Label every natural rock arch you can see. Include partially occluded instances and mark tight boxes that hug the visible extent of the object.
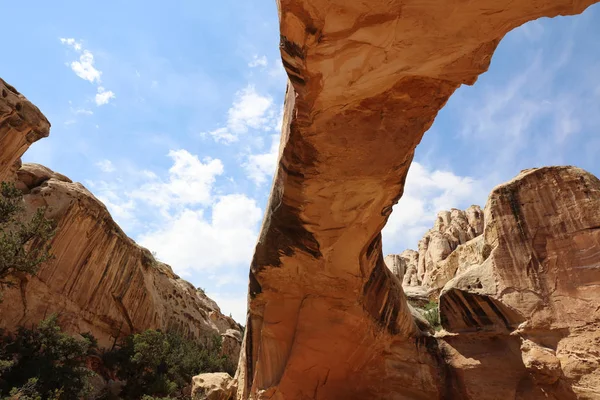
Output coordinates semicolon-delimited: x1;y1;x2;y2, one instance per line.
238;1;600;399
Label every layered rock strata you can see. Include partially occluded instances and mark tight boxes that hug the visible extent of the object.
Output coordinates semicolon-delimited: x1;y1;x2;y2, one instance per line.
439;167;600;397
237;0;600;398
0;78;49;182
0;80;241;355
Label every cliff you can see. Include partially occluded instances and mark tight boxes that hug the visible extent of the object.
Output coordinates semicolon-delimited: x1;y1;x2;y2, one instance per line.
232;0;600;398
0;79;241;356
380;166;600;397
386;206;485;300
438;166;600;398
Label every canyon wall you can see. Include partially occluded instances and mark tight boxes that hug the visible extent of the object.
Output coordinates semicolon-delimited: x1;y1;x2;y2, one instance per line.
382;166;600;398
237;0;600;399
439;166;600;398
0;78;241;355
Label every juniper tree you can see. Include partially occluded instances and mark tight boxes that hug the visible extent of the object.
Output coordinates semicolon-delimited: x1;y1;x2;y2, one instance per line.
0;182;55;296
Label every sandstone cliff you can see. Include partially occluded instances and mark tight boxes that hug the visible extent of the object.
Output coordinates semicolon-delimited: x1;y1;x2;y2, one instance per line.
0;79;241;356
234;0;600;398
379;166;600;398
386;205;485;299
0;78;49;183
438;166;600;398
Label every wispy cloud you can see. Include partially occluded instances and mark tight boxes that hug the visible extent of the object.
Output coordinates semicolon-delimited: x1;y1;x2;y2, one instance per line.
130;149;224;212
203;85;278;144
87;150;263;317
60;37;115;106
96;159;115;173
248;55;267;68
244;134;279;186
95;86;115;106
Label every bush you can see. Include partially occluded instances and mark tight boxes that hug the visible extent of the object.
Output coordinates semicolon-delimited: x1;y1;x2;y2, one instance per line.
0;315;94;399
104;330;233;399
423;301;441;331
0;182;55;298
0;312;235;399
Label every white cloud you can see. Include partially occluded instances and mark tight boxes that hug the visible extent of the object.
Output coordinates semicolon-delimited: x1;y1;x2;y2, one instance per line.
85;148;264;321
95;87;115;106
382;162;486;253
96;159;115;173
60;37;82;51
130;149;224;210
228;85;273;132
204;85;277;144
244;134;279;185
138;194;262;273
248;55;268;68
72;107;93;115
70;50;102;83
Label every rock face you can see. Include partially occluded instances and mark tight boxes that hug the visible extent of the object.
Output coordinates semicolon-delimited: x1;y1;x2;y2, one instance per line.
0;78;49;183
239;0;600;398
388;206;485;297
192;373;237;400
439;167;600;398
0;80;241;356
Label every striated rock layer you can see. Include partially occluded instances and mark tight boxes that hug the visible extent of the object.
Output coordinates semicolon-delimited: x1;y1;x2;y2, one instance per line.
439;166;600;398
0;81;241;354
238;0;600;398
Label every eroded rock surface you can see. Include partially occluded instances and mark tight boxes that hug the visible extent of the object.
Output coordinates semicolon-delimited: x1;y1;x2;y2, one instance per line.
386;206;485;299
240;0;600;398
0;81;241;356
439;167;600;398
0;78;49;183
192;373;237;400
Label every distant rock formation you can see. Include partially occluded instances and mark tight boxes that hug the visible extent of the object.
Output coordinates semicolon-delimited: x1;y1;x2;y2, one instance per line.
386;205;485;299
0;78;241;360
384;166;600;397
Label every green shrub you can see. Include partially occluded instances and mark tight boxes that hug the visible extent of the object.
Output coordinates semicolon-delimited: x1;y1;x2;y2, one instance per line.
423;301;441;331
0;315;94;399
104;330;233;399
0;182;55;298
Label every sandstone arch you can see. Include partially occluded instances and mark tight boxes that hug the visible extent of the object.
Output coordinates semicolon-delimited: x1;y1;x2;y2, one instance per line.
239;1;600;399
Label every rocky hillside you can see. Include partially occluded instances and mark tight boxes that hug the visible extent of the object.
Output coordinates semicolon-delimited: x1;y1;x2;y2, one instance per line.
0;78;241;357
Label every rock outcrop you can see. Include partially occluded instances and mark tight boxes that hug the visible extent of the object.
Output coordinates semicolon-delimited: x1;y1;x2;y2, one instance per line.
238;0;600;398
0;80;241;356
438;167;600;397
0;79;49;183
192;373;237;400
386;206;485;299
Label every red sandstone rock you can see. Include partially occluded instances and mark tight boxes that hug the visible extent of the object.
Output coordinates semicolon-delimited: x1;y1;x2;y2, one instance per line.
239;0;600;398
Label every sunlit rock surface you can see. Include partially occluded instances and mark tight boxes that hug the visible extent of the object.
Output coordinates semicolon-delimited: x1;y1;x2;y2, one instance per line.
238;0;600;398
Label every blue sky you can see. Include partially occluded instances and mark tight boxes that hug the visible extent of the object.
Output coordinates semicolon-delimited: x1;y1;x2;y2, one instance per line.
2;2;599;322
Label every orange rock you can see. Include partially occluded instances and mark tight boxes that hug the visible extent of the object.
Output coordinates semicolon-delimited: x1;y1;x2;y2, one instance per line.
0;78;49;183
240;0;599;398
